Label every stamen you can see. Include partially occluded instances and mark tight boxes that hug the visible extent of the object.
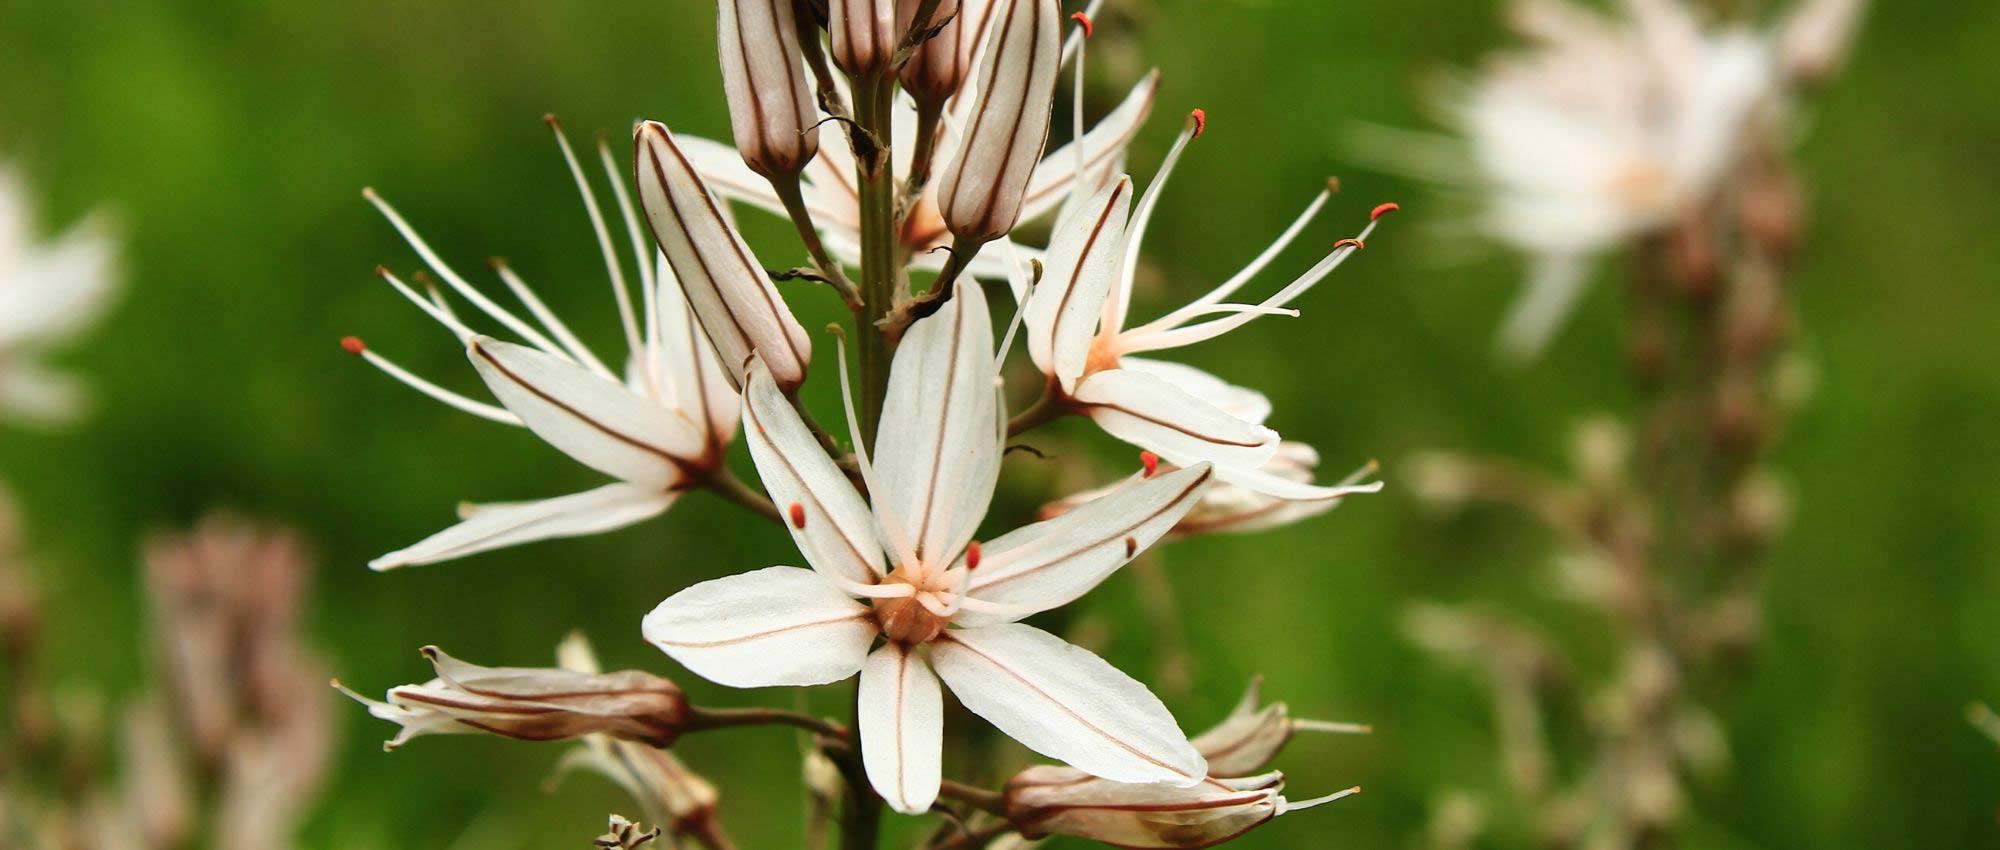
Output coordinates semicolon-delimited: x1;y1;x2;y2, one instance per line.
1371;202;1400;220
1104;112;1204;334
1069;12;1091;204
839;579;918;600
1119;205;1388;353
789;502;808;530
1057;0;1106;68
1278;787;1361;814
377;266;479;342
348;339;523;426
1069;11;1093;37
916;591;955;618
1141;451;1160;478
832;335;920;568
596;133;662;354
488;259;617;379
546;115;646;368
362;188;571;359
1338;459;1382;489
1131;185;1334;335
1293;719;1374;735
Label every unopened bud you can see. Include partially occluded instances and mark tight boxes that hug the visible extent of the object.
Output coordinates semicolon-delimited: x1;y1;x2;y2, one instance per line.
936;0;1060;244
1003;764;1357;849
337;646;688;750
830;0;897;76
636;120;813;390
1191;677;1371;777
897;0;969;105
718;0;821;177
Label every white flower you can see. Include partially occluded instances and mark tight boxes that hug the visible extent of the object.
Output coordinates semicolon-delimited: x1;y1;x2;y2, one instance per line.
1359;0;1781;360
0;164;119;426
353;122;740;570
1018;116;1389;500
1188;677;1371;778
677;6;1156;281
1041;445;1379;540
643;278;1215;814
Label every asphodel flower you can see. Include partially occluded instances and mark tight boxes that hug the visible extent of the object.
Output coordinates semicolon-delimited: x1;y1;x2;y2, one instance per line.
336;645;688;750
0;163;119;425
1002;765;1358;850
354;122;740;570
1354;0;1786;360
1041;446;1379;539
679;38;1156;280
1020;117;1392;499
644;279;1214;814
717;0;821;177
936;0;1061;245
636;120;814;390
897;0;977;107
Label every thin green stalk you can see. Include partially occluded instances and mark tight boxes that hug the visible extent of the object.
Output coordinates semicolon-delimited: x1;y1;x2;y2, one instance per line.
853;75;901;451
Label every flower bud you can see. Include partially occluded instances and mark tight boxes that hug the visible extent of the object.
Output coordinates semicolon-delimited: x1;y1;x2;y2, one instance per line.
1003;765;1356;850
897;0;971;105
829;0;897;76
636;120;813;390
338;646;688;750
936;0;1060;245
718;0;821;177
1191;677;1370;777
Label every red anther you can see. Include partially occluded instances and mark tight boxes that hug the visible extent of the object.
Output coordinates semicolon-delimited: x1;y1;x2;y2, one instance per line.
1334;238;1366;251
1140;451;1161;478
1070;11;1094;37
1371;202;1400;220
966;540;982;570
788;503;807;529
340;336;366;356
1326;176;1343;195
1188;109;1208;138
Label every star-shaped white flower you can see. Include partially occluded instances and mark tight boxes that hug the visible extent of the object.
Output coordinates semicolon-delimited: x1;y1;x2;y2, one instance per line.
0;164;119;426
352;124;741;570
643;278;1215;814
1017;114;1389;501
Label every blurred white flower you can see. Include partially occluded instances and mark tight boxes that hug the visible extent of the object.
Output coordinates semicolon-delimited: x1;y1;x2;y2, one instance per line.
0;164;119;426
643;279;1214;814
1041;445;1379;539
353;121;741;570
1358;0;1798;360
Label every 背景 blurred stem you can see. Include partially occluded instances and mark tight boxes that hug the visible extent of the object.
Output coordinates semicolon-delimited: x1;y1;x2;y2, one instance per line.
853;75;900;451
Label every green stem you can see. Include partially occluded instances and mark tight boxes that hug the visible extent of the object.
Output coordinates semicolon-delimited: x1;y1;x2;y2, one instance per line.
773;175;862;310
853;75;901;452
701;468;783;525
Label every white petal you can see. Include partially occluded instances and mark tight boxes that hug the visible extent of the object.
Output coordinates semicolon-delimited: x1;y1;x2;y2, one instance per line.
1073;369;1279;470
636;121;813;390
1495;253;1592;365
858;644;944;815
643;566;877;688
872;278;999;566
933;623;1205;786
959;464;1212;624
1023;177;1131;389
1208;461;1384;502
369;484;677;571
468;337;705;489
1020;70;1160;223
652;253;743;449
1117;357;1272;426
743;361;886;584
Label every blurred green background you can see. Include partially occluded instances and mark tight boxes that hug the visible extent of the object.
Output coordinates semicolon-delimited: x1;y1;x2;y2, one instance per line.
3;0;1997;847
